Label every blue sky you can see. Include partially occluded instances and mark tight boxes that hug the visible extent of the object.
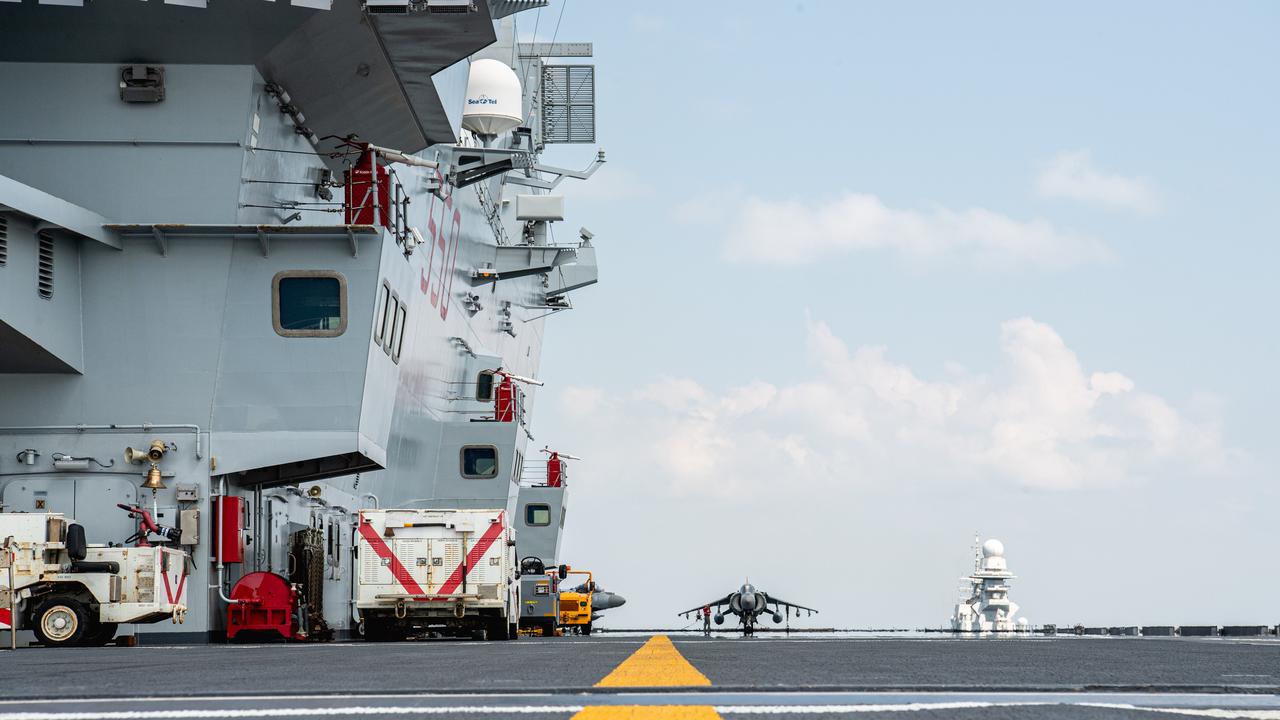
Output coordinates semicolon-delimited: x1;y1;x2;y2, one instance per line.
520;2;1279;627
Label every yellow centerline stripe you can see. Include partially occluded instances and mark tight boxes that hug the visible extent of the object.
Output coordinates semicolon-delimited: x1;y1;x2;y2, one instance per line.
573;635;719;719
594;635;711;687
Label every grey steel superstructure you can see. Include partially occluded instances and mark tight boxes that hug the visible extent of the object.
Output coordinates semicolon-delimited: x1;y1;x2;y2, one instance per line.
0;0;598;642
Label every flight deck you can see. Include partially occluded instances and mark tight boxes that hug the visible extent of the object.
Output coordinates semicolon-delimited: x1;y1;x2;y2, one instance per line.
1;634;1277;719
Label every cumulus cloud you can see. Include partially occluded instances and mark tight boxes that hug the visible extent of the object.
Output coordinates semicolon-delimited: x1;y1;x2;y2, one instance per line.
1036;150;1161;214
719;193;1110;269
559;317;1226;495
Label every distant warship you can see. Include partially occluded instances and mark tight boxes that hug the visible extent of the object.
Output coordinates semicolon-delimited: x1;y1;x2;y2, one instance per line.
950;536;1029;633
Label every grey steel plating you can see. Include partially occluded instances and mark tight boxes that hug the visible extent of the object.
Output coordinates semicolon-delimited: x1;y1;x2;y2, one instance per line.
0;0;599;643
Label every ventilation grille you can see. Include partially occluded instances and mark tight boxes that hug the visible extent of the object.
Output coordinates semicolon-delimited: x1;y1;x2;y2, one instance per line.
0;216;7;266
541;65;595;144
37;231;54;299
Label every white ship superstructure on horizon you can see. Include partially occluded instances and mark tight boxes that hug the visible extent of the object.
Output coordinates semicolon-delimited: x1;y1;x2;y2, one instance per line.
950;536;1028;633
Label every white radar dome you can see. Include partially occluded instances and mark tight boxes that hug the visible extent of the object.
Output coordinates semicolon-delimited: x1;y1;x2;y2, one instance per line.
462;59;523;137
982;538;1005;558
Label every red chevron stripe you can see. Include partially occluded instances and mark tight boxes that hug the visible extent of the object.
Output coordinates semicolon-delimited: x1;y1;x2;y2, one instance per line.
438;513;505;596
358;518;425;596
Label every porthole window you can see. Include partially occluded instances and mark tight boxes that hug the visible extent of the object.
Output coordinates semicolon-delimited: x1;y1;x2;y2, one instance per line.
461;445;498;479
476;371;495;401
525;503;551;527
273;271;347;337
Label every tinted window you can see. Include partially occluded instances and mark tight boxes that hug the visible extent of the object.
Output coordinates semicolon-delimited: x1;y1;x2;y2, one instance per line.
274;273;346;337
461;446;498;478
477;371;495;401
373;281;391;345
525;504;551;526
392;299;407;362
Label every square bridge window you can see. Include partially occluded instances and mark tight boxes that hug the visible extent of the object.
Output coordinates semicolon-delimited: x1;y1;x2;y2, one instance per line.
273;271;347;337
525;503;551;527
461;446;498;479
476;371;495;401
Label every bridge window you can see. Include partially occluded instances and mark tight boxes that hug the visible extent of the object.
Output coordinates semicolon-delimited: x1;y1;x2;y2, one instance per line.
525;503;551;527
461;446;498;478
476;371;495;401
273;271;347;337
373;280;392;346
390;298;407;364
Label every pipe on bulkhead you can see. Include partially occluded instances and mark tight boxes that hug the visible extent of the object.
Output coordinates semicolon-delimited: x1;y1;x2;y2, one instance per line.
210;475;240;605
360;493;379;509
0;424;203;460
265;494;289;574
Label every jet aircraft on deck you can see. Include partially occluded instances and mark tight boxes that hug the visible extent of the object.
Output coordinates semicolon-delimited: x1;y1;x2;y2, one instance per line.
679;582;818;636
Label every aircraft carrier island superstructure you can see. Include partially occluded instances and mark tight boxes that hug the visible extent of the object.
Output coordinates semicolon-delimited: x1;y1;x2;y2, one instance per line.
0;0;602;643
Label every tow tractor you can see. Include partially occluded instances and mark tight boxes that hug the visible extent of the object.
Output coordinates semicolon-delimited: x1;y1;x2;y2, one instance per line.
558;567;595;635
0;505;189;646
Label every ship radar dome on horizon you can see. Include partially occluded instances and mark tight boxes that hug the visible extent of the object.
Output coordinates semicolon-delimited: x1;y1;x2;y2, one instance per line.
981;538;1005;558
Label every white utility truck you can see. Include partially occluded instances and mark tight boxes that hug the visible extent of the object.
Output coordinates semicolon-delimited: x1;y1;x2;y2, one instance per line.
355;508;518;641
0;512;189;646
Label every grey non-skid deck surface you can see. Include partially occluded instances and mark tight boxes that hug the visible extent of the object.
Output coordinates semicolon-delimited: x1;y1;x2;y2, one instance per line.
675;635;1280;690
0;636;1277;718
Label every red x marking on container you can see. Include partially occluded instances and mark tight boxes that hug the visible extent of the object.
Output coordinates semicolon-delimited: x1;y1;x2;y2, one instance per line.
358;520;426;595
438;513;506;595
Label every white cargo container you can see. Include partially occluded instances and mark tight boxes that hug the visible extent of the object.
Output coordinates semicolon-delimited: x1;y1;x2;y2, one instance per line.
0;512;189;646
354;508;518;641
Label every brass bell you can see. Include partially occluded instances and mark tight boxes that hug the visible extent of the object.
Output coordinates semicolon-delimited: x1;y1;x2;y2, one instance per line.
141;462;166;490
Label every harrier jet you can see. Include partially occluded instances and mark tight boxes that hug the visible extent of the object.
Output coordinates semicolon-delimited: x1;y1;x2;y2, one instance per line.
679;582;818;636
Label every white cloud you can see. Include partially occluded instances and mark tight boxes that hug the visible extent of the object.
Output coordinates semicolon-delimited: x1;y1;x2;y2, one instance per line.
559;316;1227;495
1036;150;1161;214
717;193;1110;269
551;318;1264;629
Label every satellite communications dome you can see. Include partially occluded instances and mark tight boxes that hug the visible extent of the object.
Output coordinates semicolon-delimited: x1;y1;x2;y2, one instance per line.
982;538;1005;558
462;59;523;136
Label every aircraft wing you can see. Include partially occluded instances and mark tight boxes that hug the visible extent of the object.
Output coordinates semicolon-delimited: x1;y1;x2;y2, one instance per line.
766;595;819;615
677;594;732;618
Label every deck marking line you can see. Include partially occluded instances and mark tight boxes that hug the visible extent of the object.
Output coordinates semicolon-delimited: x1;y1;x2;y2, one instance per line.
573;708;720;720
715;703;1043;714
0;708;582;720
1;702;1276;720
582;635;717;719
1081;704;1280;719
592;635;711;688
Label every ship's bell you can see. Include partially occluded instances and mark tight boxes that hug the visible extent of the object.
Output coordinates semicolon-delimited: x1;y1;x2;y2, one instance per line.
141;462;166;490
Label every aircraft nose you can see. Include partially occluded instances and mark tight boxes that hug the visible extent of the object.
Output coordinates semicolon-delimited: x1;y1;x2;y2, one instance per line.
592;591;626;610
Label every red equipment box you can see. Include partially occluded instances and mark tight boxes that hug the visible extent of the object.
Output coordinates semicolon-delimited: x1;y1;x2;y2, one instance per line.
217;495;246;564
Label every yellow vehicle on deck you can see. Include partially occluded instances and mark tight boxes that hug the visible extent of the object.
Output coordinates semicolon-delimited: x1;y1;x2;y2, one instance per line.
557;568;596;635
